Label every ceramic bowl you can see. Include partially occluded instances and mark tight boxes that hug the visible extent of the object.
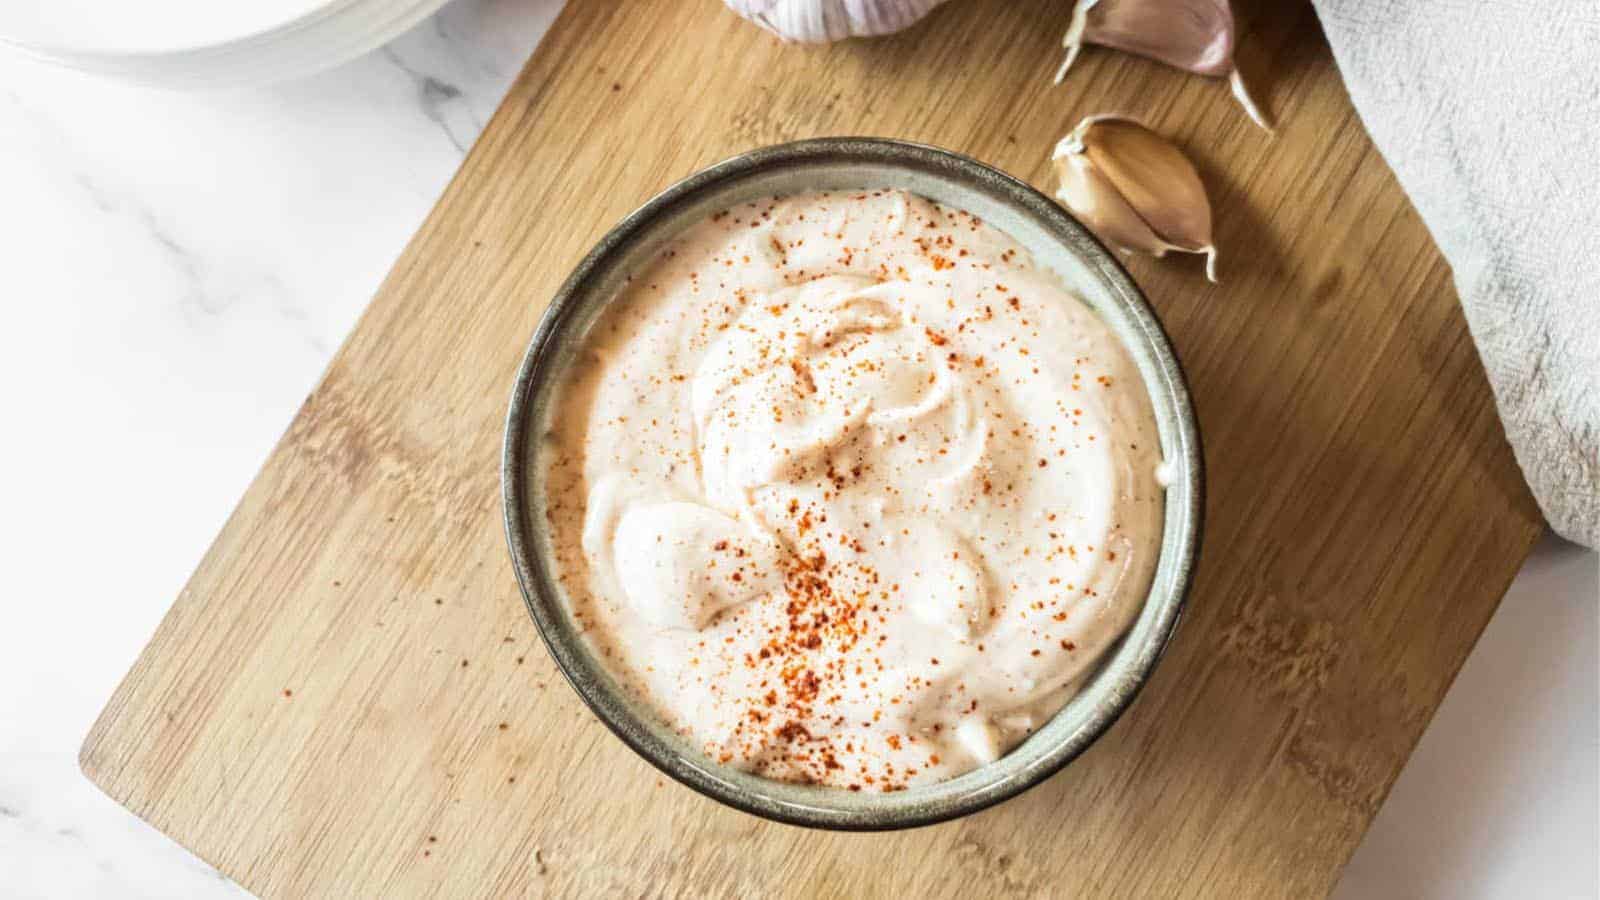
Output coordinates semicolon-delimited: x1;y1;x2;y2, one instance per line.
0;0;454;89
502;138;1203;830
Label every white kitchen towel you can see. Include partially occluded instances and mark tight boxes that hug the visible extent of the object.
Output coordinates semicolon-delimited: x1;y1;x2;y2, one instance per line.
1310;0;1599;548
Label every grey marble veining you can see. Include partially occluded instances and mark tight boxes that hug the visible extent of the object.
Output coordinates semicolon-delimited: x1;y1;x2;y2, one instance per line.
0;2;561;896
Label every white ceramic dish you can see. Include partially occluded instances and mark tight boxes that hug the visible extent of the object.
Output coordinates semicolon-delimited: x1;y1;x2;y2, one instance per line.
0;0;450;89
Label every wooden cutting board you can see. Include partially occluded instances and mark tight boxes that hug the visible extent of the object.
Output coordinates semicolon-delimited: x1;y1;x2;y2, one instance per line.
81;0;1545;896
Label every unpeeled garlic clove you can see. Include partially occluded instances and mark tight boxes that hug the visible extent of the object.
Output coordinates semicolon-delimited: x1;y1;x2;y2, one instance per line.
1054;0;1271;131
724;0;952;43
1052;115;1218;281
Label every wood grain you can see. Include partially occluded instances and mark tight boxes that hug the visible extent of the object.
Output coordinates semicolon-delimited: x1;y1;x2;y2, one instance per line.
80;0;1543;896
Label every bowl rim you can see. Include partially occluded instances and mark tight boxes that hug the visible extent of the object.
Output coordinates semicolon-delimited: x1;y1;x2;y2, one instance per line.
502;137;1204;830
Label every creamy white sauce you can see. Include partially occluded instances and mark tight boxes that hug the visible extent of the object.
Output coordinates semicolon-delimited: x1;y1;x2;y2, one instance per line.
541;191;1163;790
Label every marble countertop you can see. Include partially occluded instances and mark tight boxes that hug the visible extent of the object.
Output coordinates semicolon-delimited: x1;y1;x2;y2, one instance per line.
0;2;1592;895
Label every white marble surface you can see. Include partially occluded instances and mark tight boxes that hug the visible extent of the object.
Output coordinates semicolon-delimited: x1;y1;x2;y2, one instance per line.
1337;533;1597;899
0;2;1593;895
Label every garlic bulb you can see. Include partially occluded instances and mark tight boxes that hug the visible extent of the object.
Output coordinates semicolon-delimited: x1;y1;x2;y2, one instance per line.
1052;115;1218;281
1055;0;1271;131
724;0;952;43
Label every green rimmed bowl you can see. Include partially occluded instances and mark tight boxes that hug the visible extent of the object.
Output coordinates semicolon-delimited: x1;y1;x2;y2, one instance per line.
502;138;1203;830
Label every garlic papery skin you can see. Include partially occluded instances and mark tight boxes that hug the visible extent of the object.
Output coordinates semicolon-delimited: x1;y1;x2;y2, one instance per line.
1054;0;1271;131
1052;115;1218;282
724;0;952;43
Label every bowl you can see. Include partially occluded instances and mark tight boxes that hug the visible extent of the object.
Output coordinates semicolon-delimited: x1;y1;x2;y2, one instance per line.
0;0;455;89
502;138;1203;830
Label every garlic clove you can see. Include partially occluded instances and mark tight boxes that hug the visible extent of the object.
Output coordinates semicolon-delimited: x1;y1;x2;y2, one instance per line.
1054;0;1272;132
1054;144;1170;259
1052;116;1219;282
1058;0;1232;77
725;0;953;44
1080;117;1213;255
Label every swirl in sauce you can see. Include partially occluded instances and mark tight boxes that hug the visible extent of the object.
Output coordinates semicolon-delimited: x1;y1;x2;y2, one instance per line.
541;191;1163;790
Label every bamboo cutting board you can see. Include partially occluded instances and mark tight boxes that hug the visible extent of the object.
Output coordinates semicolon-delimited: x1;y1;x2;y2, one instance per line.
81;0;1545;896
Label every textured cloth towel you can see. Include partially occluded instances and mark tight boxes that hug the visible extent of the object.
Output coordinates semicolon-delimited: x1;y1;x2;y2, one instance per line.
1311;0;1599;547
